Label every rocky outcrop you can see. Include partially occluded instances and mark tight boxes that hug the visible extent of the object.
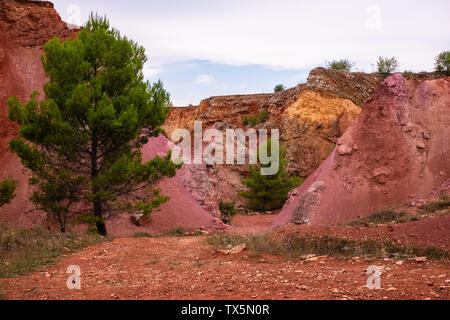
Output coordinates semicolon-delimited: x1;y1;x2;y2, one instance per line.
0;0;79;155
273;74;450;226
163;68;384;178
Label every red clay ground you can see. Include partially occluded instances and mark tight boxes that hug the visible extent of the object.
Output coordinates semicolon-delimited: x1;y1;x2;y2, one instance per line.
1;226;449;300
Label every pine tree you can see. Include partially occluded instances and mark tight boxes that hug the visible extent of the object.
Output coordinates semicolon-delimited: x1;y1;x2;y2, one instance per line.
240;140;302;212
8;14;178;235
0;179;17;207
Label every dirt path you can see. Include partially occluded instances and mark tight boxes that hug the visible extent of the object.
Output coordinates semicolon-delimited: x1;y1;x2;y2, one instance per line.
2;236;449;300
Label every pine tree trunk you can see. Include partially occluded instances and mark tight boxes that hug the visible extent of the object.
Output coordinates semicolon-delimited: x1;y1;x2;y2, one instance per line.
94;200;107;236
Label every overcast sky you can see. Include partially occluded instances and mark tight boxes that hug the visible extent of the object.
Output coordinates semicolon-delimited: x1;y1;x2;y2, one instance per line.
51;0;450;105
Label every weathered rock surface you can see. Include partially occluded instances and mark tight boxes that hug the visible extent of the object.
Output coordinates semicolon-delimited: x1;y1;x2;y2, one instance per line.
273;74;450;226
163;68;384;178
0;0;79;155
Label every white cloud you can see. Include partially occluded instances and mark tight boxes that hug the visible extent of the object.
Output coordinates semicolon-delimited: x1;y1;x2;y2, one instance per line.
195;74;216;84
53;0;450;73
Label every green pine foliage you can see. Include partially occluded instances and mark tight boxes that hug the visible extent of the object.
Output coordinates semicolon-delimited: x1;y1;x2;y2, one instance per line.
7;14;179;235
219;201;237;224
0;179;18;207
240;140;303;212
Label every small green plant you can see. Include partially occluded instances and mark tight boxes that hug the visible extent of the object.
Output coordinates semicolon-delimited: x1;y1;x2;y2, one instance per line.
274;84;286;93
169;227;185;237
327;59;354;72
243;110;270;127
435;50;450;75
0;178;18;207
134;232;152;238
219;201;237;224
376;56;399;74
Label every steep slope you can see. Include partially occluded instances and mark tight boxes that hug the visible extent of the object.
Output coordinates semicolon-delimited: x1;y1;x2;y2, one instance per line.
274;74;450;226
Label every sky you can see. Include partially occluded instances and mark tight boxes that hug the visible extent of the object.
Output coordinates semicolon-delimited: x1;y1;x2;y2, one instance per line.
51;0;450;106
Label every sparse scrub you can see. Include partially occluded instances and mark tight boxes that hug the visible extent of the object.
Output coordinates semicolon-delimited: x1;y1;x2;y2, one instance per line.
376;56;399;74
219;201;237;224
348;209;409;226
134;232;152;238
435;50;450;75
274;84;286;93
327;59;354;72
0;178;18;207
207;233;449;261
243;110;270;126
169;227;185;237
0;223;109;278
422;196;450;213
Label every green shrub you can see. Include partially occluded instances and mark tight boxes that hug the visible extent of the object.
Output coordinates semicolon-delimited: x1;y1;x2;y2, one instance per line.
0;179;18;207
327;59;354;72
243;110;270;127
219;201;237;224
134;232;152;238
274;84;286;93
376;56;399;73
435;51;450;75
169;227;185;237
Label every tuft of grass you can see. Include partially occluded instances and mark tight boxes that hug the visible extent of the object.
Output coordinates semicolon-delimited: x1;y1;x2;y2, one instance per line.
0;223;111;278
348;209;409;226
207;233;449;261
327;59;354;72
134;232;153;238
169;227;186;237
422;196;450;214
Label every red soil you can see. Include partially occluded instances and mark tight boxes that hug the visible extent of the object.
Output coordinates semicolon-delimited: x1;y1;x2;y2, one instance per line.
1;236;449;300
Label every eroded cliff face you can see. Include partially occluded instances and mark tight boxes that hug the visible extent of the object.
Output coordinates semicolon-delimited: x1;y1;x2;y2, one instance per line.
274;75;450;226
0;0;78;155
163;68;384;178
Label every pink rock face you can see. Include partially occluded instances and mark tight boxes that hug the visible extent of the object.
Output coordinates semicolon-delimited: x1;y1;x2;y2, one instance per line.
107;135;224;236
273;74;450;226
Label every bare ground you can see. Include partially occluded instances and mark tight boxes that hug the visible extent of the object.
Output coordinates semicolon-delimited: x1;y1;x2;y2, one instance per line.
1;234;449;300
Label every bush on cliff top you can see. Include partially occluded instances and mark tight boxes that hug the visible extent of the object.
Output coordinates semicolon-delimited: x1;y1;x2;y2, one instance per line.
327;59;354;72
376;56;399;74
435;50;450;75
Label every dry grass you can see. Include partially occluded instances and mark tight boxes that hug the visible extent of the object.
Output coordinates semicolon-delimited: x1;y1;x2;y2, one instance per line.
0;223;110;278
207;233;449;261
348;197;450;227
